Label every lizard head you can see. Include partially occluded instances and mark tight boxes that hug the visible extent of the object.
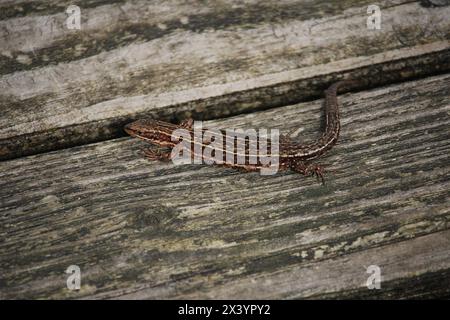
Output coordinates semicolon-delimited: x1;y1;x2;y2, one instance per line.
124;119;177;147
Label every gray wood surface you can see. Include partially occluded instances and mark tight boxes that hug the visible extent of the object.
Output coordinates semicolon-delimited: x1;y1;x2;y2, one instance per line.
1;0;449;160
1;74;449;299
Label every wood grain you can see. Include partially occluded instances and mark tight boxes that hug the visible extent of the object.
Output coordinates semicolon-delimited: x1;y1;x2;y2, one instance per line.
1;0;449;160
0;74;449;299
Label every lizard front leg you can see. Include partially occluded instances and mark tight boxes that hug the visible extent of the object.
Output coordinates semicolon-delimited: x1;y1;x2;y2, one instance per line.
143;148;172;162
179;118;194;130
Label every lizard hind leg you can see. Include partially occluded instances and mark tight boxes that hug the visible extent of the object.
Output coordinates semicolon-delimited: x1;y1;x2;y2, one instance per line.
310;164;326;185
290;160;326;185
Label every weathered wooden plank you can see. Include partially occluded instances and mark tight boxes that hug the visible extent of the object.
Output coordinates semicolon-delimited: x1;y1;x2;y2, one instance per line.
0;0;449;160
0;74;449;299
118;230;450;299
1;0;442;74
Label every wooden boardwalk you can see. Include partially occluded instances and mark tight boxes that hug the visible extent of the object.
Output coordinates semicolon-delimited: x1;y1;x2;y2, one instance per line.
0;0;449;299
